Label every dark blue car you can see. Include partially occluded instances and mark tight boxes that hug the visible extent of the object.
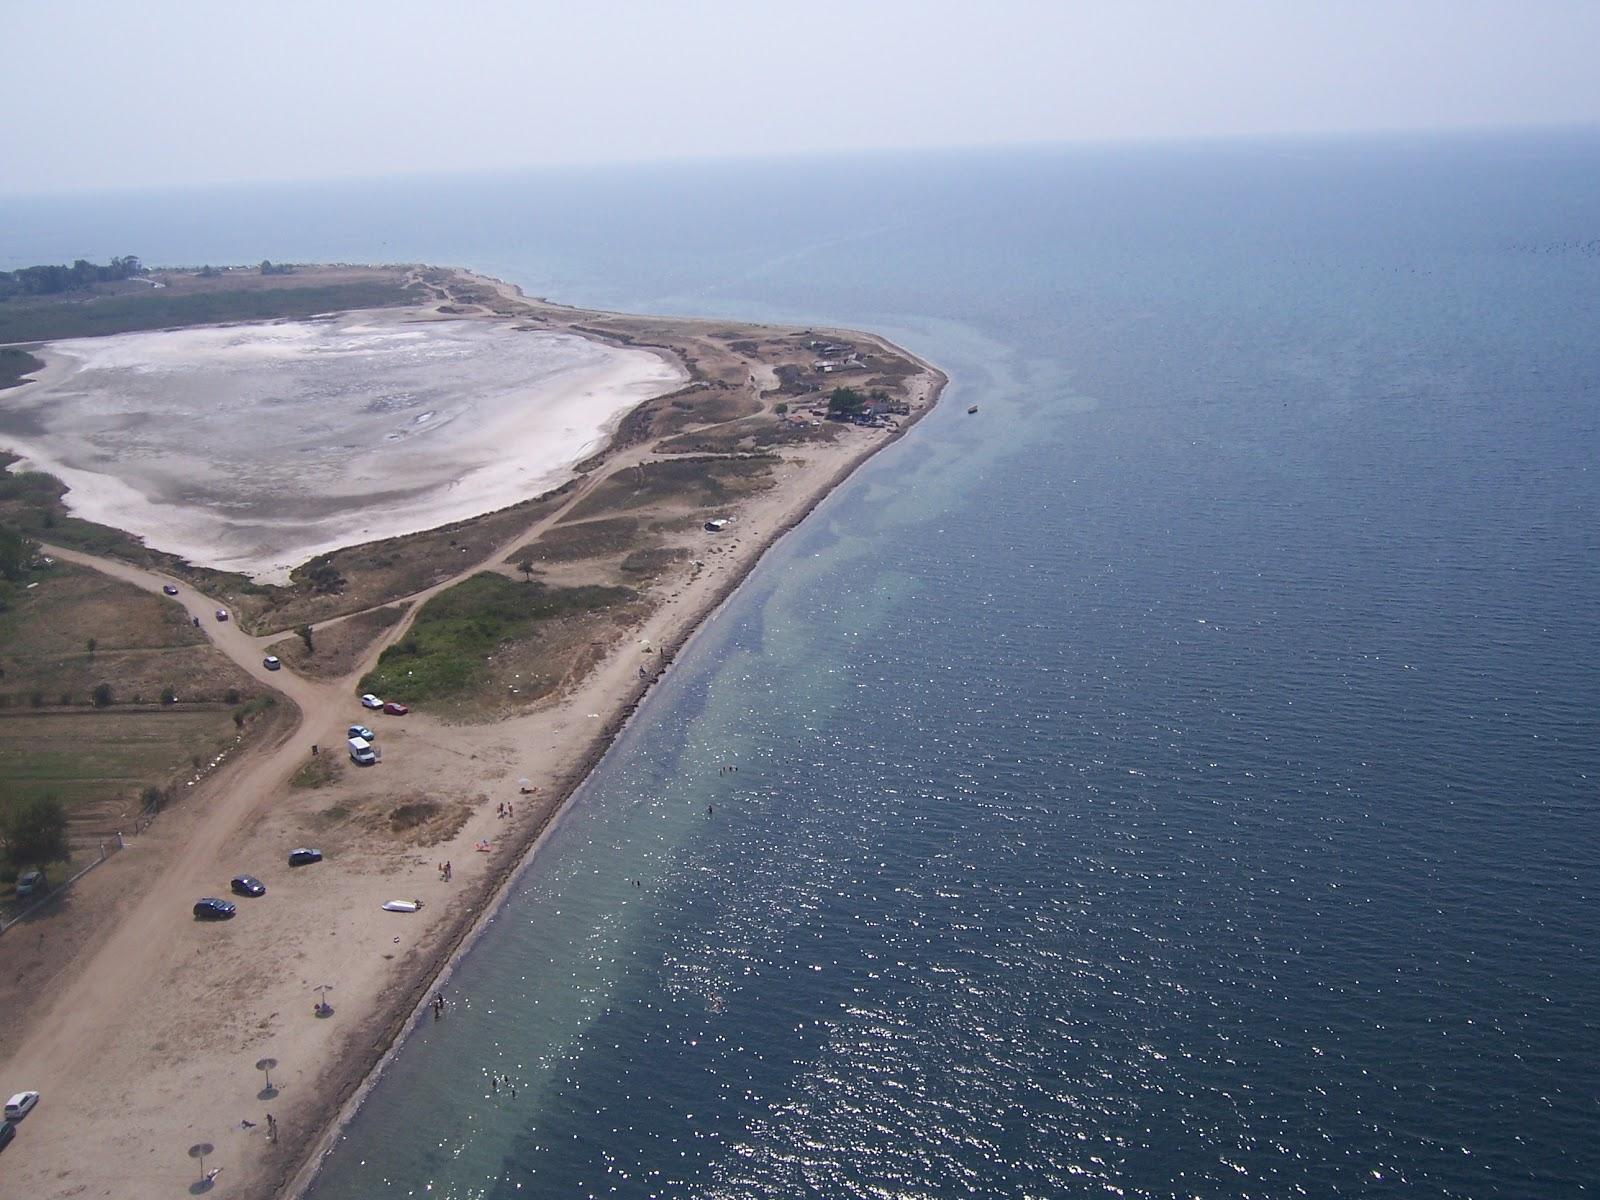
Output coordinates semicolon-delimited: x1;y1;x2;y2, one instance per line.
193;897;236;920
230;875;266;897
288;848;323;867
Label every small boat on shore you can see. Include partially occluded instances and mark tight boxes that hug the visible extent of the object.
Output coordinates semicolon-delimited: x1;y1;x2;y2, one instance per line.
967;404;979;414
382;899;424;913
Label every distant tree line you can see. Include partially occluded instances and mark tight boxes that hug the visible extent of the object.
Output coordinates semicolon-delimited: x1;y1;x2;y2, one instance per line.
0;256;143;300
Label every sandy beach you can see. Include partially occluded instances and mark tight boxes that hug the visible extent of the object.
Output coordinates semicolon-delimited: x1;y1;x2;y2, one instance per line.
0;268;945;1200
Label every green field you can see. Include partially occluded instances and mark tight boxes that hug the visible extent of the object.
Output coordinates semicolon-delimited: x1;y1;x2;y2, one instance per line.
360;572;633;703
0;709;241;812
0;280;420;344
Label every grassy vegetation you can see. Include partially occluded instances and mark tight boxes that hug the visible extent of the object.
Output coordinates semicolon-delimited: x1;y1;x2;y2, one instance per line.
510;516;643;565
619;546;690;579
0;561;274;864
0;562;263;709
359;571;633;703
563;455;778;522
0;348;44;390
0;280;420;344
266;605;405;680
291;754;345;790
0;711;239;812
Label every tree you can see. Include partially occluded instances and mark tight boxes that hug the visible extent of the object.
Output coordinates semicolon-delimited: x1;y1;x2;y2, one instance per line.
1;795;70;871
517;557;537;583
305;557;345;594
0;524;33;582
92;682;113;707
297;624;315;653
827;387;866;418
86;637;97;656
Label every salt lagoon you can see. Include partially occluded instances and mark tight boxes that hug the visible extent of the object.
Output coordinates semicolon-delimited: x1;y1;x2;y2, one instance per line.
0;311;685;580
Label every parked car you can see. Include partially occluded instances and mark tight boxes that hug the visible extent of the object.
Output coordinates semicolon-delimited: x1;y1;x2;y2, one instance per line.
3;1092;38;1121
215;609;229;622
347;724;375;742
193;897;236;920
288;848;324;867
263;655;282;670
230;875;266;898
0;1119;14;1150
360;693;383;709
162;583;180;596
383;701;409;716
14;869;44;898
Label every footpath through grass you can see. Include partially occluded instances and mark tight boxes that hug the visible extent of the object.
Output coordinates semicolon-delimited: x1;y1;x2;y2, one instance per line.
359;572;634;703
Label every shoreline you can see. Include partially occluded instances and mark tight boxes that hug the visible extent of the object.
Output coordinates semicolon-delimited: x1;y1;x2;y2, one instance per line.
278;280;947;1199
0;263;946;1200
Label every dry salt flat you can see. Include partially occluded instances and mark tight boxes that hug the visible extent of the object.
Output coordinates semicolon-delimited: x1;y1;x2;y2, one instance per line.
0;312;685;580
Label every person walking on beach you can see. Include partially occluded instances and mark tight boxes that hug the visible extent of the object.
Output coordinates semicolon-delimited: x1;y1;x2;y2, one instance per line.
445;860;452;881
266;1113;277;1143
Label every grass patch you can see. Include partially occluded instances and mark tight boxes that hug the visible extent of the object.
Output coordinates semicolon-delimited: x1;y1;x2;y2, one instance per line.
0;562;261;709
511;517;642;566
291;754;345;790
268;605;406;679
620;546;690;579
359;572;633;703
0;709;243;823
389;800;439;831
563;455;778;521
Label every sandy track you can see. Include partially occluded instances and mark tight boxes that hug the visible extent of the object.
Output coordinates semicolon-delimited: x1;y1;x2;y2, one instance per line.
0;419;763;1192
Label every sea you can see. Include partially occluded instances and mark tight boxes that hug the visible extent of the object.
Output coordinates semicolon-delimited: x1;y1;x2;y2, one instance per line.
4;129;1597;1198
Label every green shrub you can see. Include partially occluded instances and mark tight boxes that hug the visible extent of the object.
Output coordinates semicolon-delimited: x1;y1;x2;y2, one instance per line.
359;572;632;702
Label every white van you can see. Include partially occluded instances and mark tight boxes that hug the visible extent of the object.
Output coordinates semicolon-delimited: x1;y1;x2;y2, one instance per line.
347;736;377;766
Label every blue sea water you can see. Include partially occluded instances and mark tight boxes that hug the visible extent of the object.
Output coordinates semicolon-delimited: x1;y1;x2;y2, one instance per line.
5;131;1599;1197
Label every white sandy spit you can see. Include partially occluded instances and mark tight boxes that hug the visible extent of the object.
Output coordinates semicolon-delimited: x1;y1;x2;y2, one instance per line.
0;313;685;581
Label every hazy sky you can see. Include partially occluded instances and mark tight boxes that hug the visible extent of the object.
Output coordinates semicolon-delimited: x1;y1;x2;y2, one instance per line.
5;0;1600;194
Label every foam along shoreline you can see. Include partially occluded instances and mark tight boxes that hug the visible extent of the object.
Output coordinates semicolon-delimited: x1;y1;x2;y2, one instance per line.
0;313;687;582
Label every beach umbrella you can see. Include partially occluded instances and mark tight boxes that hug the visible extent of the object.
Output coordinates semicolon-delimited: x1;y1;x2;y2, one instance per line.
255;1056;278;1096
188;1143;214;1186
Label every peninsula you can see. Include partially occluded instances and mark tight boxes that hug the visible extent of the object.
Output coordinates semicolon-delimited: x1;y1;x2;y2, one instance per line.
0;262;944;1199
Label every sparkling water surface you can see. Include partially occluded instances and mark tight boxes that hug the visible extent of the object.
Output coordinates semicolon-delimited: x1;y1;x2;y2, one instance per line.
5;131;1597;1197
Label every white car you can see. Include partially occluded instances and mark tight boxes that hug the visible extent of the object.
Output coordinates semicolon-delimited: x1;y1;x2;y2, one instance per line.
5;1090;39;1120
360;693;383;709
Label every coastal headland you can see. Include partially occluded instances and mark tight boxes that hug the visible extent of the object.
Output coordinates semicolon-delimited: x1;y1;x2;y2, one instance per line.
0;262;944;1199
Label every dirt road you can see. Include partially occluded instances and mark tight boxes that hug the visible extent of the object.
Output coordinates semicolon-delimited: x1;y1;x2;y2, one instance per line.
0;431;703;1187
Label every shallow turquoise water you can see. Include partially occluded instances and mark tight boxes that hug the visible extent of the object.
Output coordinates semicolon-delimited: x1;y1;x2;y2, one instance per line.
7;131;1599;1197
